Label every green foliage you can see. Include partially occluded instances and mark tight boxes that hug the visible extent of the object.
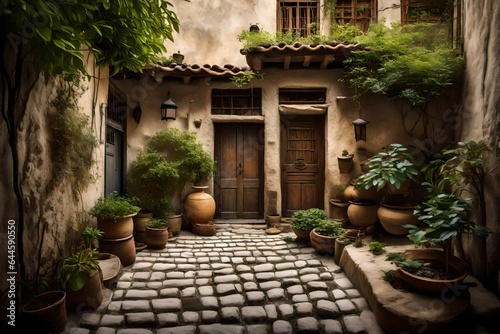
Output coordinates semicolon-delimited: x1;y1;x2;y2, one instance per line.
355;144;419;191
149;128;217;185
315;219;345;237
146;219;168;229
0;0;180;77
337;236;353;245
81;227;102;250
383;269;397;283
290;208;328;231
89;192;140;219
230;70;264;87
368;241;387;255
386;252;423;274
127;148;178;218
59;248;100;291
341;21;464;107
49;78;97;197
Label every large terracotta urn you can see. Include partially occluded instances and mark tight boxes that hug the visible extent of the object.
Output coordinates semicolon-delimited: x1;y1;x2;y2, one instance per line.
97;214;135;239
347;200;379;229
184;186;216;224
377;201;419;236
98;234;136;266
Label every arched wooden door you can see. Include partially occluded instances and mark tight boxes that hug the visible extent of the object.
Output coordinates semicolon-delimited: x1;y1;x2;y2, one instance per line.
280;115;325;217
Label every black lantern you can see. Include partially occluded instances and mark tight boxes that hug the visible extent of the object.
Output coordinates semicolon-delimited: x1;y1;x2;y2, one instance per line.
352;118;368;142
160;97;178;121
249;23;260;32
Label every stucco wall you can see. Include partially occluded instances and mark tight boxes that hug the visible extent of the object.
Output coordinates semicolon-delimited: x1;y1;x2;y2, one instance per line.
0;54;108;302
460;0;500;294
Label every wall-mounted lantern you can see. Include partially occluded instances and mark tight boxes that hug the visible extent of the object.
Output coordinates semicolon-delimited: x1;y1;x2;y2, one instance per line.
249;23;260;32
160;94;178;121
352;118;368;142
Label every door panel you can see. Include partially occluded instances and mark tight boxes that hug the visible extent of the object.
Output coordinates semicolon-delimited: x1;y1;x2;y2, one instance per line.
215;124;264;218
105;126;124;196
281;115;325;217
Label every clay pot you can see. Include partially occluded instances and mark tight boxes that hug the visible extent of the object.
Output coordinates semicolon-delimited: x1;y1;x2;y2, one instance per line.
145;227;169;249
21;291;67;333
337;153;354;172
377;201;419;236
266;214;281;228
310;228;338;255
291;227;313;242
384;179;412;198
192;221;217;236
344;185;357;201
397;249;469;294
97;214;135;239
65;271;103;312
184;186;216;224
329;199;350;221
347;200;379;229
334;238;351;264
98;234;136;266
133;211;152;243
167;213;183;238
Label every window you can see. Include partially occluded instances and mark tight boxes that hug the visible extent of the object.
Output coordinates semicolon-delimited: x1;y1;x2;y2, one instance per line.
279;88;327;104
401;0;463;53
277;1;320;37
211;89;262;116
334;0;377;32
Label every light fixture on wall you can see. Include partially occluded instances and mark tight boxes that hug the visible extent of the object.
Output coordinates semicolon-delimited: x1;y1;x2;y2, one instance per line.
160;92;178;121
352;117;368;142
249;23;260;32
133;103;142;124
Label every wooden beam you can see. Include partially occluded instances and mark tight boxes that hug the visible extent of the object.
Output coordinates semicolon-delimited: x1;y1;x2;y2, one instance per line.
320;55;336;69
283;56;291;70
303;56;312;67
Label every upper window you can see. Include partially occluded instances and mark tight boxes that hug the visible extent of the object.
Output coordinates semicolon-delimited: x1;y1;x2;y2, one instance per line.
211;89;262;116
279;88;327;104
401;0;463;53
334;0;377;32
277;1;320;37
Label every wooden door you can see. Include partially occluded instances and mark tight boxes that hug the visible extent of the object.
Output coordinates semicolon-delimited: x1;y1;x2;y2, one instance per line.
215;124;264;218
281;115;325;217
105;125;124;196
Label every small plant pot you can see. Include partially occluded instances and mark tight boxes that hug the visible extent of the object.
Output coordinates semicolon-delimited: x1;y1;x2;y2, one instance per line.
329;199;350;221
310;228;338;255
291;227;312;242
98;234;136;266
133;211;153;233
347;200;379;229
21;291;67;333
145;227;169;249
167;213;183;238
65;271;103;312
192;221;217;236
266;214;281;227
377;201;419;235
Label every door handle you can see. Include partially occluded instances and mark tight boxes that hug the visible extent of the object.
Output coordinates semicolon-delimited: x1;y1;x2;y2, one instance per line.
238;162;243;175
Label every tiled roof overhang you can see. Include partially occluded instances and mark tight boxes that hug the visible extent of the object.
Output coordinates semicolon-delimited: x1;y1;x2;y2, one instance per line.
145;63;251;84
241;42;366;70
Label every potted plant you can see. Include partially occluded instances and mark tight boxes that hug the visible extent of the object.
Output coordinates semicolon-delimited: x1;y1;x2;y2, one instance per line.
334;236;353;264
145;219;169;249
290;208;327;242
58;247;103;311
89;192;140;239
310;219;345;255
330;183;350;222
397;142;492;294
354;143;420;235
20;290;67;333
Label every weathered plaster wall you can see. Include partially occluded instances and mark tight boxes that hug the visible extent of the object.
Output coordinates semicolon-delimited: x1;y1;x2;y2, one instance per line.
378;0;402;24
0;54;108;301
165;0;275;67
460;0;500;294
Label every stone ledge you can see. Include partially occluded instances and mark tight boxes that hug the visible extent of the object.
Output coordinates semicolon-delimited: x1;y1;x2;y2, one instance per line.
339;236;500;334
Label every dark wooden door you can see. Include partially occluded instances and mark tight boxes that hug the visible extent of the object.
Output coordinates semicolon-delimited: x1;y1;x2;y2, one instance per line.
105;125;124;195
215;124;264;218
281;115;325;217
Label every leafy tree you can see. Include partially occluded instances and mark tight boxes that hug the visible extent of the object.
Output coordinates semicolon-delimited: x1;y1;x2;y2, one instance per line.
0;0;180;315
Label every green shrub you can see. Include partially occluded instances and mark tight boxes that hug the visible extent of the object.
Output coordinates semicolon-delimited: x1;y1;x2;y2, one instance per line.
146;219;167;229
315;219;345;237
59;248;100;291
368;241;387;255
89;192;140;219
290;208;327;231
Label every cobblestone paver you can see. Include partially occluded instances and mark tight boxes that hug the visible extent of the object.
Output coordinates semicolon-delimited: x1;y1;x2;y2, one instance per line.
65;223;384;334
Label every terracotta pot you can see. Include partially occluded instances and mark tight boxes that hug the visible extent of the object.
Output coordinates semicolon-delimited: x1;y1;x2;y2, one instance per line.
133;211;153;233
98;234;136;266
337;154;354;172
384;179;412;198
192;221;217;236
310;228;338;255
397;249;469;294
167;213;183;238
98;253;122;285
145;227;169;249
266;214;281;228
291;227;312;242
343;228;366;242
329;199;350;220
334;238;351;264
377;201;419;236
344;185;357;201
65;271;103;312
97;214;135;239
184;186;216;224
21;291;67;333
347;200;379;229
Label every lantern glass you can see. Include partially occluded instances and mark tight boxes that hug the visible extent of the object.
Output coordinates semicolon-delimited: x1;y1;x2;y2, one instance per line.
160;98;178;121
352;118;368;141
